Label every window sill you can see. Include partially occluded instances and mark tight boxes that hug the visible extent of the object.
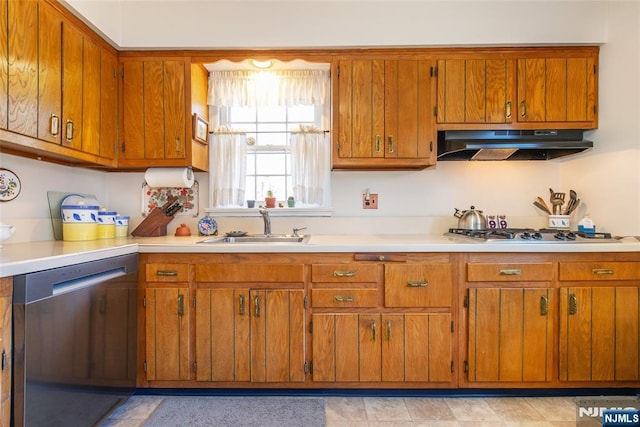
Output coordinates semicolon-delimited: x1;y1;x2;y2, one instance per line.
204;207;334;217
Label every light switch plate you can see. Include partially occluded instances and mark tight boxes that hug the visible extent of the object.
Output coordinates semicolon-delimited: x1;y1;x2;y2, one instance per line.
363;193;378;209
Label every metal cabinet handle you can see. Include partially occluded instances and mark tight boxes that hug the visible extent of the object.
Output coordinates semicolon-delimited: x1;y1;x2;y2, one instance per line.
592;268;614;275
254;295;261;317
65;120;74;141
333;295;355;303
505;101;512;119
407;281;429;287
388;135;394;153
177;294;184;316
333;270;356;277
50;114;59;136
540;295;548;316
499;269;522;276
371;320;377;341
175;136;181;153
375;135;381;152
156;270;178;277
569;294;578;315
519;101;526;118
239;294;245;315
385;320;391;341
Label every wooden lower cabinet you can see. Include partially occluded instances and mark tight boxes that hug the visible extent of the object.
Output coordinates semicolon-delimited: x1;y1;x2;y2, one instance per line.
559;286;640;382
195;288;305;383
312;312;452;383
467;288;554;382
0;278;12;427
144;286;190;381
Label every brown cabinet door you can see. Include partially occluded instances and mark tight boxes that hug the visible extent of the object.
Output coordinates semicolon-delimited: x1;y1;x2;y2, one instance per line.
82;36;101;156
468;288;553;382
517;56;597;126
7;0;38;137
37;2;62;143
0;278;12;426
195;288;250;382
437;58;514;124
121;61;145;160
385;263;452;308
163;60;186;159
145;287;190;381
0;0;7;131
559;286;639;382
100;49;117;159
61;21;83;150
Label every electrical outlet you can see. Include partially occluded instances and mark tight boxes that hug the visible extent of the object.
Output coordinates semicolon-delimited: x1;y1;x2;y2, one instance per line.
362;193;378;209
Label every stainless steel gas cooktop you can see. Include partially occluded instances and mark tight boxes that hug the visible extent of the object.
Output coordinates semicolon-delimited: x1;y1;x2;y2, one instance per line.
447;228;620;243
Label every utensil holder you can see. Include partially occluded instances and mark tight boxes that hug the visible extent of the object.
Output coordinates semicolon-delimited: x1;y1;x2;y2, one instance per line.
549;215;571;230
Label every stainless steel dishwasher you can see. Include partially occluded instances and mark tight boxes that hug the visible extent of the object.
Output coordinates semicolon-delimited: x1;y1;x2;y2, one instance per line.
12;253;138;426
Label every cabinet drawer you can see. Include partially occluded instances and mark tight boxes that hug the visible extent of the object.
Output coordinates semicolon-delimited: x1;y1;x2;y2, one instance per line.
467;263;554;282
146;263;190;282
311;264;378;283
195;264;304;283
311;288;378;308
384;264;452;307
559;262;640;281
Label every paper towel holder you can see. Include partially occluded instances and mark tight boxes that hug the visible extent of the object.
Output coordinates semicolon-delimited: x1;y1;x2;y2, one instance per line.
144;167;194;189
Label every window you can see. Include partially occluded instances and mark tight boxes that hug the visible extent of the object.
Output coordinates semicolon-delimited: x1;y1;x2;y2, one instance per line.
221;104;319;205
206;62;331;213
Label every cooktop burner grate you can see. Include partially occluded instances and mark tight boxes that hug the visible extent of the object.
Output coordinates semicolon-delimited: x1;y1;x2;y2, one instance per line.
447;228;614;243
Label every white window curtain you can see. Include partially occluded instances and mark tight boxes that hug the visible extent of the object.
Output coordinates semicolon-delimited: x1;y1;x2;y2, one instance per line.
208;69;329;107
291;125;330;206
209;126;247;207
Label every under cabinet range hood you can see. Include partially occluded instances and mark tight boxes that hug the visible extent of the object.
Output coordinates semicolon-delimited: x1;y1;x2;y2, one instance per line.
437;129;593;161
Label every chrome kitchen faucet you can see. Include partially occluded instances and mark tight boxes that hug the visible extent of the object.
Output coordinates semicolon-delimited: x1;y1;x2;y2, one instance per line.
259;208;271;236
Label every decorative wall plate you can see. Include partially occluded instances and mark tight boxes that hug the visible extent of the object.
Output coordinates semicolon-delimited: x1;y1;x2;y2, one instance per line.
0;168;21;202
142;180;199;217
197;216;218;236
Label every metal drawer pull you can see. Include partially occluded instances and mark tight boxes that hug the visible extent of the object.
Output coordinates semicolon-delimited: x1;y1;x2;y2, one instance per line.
50;114;59;136
156;270;178;277
239;294;245;315
254;295;261;317
540;295;548;316
333;295;355;303
569;294;578;315
499;269;522;276
65;120;74;141
177;294;184;316
592;268;614;275
407;281;429;287
371;320;377;341
385;320;391;341
333;270;356;277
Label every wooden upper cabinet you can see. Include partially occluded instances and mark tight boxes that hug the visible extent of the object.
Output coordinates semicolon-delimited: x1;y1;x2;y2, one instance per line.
516;52;598;128
100;49;118;159
61;20;84;150
334;58;436;170
120;58;188;166
7;0;38;137
436;58;514;125
37;2;62;143
0;0;7;131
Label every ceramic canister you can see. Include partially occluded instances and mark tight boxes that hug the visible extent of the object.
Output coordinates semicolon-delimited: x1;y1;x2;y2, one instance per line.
97;210;117;239
61;200;100;241
115;215;130;237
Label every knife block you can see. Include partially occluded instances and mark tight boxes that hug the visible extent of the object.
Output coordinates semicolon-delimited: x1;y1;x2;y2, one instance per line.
131;200;180;237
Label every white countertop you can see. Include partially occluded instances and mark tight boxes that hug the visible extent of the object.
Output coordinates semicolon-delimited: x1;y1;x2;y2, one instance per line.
2;233;640;277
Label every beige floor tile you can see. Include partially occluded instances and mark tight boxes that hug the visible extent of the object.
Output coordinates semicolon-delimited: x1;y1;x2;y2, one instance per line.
404;397;456;421
99;419;146;427
368;422;417;427
523;397;577;422
325;396;368;421
444;397;502;422
484;397;546;421
326;421;369;427
364;397;412;422
503;422;556;427
102;396;164;422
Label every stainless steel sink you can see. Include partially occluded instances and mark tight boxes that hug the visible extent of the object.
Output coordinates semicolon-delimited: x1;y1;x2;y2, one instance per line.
198;234;310;244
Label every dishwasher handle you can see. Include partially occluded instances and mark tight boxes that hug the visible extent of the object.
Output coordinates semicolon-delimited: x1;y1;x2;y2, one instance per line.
13;254;138;304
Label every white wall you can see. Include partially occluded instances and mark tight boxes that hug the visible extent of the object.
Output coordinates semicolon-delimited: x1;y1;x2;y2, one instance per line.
2;1;639;243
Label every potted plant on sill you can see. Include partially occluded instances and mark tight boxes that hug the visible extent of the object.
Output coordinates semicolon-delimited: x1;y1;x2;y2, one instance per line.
265;190;276;208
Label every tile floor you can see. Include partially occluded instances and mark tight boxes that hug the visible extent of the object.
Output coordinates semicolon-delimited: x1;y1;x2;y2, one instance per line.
101;394;579;426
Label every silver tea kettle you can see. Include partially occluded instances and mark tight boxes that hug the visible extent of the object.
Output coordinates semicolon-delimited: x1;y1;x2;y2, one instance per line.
454;206;487;230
